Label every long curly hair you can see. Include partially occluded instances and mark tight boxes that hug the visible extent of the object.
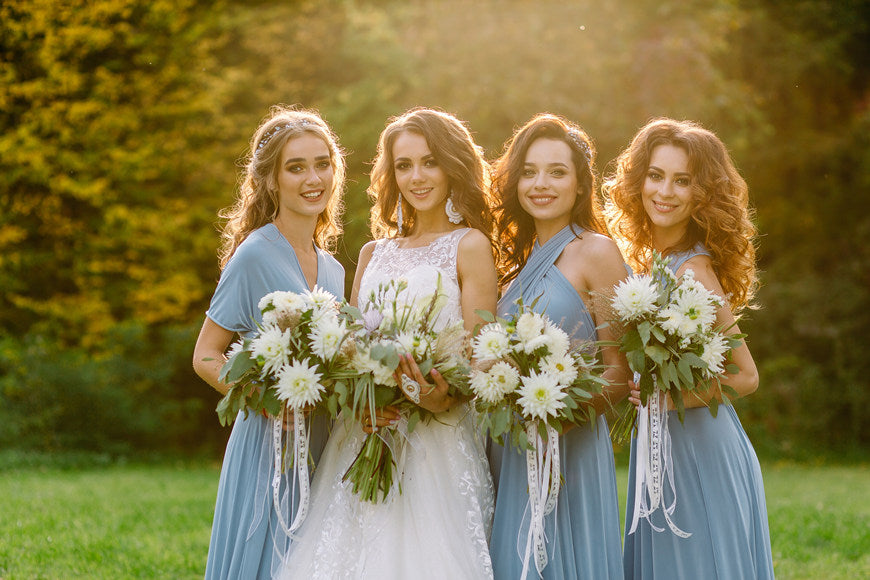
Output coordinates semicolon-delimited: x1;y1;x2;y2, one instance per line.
492;113;605;285
368;107;493;241
218;105;346;268
603;118;758;311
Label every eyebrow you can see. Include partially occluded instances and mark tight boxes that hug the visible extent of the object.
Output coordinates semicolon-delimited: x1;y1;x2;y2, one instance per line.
284;154;330;164
524;161;570;168
648;164;690;176
395;153;435;162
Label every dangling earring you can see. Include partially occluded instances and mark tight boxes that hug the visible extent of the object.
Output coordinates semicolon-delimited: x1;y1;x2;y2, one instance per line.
445;190;463;224
396;198;404;236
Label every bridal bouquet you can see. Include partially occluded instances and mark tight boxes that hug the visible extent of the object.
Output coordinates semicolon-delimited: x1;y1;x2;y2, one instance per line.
341;277;471;503
469;304;606;577
217;287;357;535
609;252;742;537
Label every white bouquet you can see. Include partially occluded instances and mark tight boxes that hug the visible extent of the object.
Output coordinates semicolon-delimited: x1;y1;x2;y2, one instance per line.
609;252;743;537
470;303;606;577
341;277;471;503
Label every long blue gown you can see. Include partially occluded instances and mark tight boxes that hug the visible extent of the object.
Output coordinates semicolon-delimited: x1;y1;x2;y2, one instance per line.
622;246;774;579
490;225;624;580
203;223;344;580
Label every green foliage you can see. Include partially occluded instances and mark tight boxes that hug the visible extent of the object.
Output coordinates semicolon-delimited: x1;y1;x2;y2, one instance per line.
0;0;867;456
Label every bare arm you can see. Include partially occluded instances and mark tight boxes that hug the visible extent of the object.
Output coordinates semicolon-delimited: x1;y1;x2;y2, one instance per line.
675;255;759;408
349;241;377;308
192;317;236;396
456;229;498;333
556;234;631;414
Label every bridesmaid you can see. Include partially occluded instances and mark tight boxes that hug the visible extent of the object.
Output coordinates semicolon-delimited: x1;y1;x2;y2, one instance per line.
604;118;774;579
489;113;629;579
192;106;346;579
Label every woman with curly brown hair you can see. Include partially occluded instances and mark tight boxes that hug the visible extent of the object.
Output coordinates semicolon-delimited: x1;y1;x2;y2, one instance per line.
489;113;629;579
192;106;347;579
604;118;774;579
280;107;497;579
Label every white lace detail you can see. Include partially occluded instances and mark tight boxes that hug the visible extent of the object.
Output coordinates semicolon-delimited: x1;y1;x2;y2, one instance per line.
279;227;494;579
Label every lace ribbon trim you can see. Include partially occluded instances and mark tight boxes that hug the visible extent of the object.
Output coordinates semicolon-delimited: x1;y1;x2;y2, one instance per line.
520;420;561;578
628;373;691;538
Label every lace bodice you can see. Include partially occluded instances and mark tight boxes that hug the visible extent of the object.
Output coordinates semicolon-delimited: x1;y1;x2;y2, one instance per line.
359;228;469;329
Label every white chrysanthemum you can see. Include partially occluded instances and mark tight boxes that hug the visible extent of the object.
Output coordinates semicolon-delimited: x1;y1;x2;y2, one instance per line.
542;323;570;357
661;287;719;337
395;331;431;358
304;286;337;309
352;348;396;386
249;325;292;375
699;333;729;377
522;333;553;354
489;361;521;395
515;312;547;344
226;339;246;359
612;275;659;321
516;371;568;420
270;291;309;318
274;359;324;409
540;353;579;386
469;370;503;404
472;323;510;361
308;316;347;361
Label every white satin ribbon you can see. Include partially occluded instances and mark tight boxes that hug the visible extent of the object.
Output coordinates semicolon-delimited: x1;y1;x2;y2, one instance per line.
628;373;691;538
520;420;561;579
272;407;312;539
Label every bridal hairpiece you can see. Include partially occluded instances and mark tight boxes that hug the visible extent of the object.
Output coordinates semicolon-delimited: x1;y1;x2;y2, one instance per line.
256;119;314;156
566;129;592;164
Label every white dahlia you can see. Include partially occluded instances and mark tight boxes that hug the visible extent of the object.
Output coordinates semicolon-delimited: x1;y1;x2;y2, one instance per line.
516;371;568;420
612;275;659;321
274;359;324;409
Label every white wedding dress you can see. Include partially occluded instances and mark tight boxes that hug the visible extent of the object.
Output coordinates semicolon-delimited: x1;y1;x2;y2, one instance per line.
279;228;495;580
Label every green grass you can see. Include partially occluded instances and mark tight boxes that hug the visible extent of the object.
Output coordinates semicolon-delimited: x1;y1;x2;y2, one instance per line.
0;458;867;579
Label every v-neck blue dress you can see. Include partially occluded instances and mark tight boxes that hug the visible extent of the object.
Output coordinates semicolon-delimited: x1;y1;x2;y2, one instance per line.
203;223;345;580
489;225;624;579
622;246;774;579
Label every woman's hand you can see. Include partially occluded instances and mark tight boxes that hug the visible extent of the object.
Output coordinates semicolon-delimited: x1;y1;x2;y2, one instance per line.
394;354;455;414
361;405;401;434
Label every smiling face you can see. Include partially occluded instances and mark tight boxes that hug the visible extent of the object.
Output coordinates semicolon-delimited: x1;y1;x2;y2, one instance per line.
391;130;449;219
517;137;578;234
275;132;334;221
642;144;695;246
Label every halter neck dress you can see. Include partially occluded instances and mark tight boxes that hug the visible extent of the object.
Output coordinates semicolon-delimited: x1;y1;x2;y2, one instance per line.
204;223;345;580
622;245;775;579
490;225;624;579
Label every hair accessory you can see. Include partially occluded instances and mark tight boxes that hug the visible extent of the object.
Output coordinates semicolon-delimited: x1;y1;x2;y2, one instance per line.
255;119;314;156
445;192;463;224
566;130;592;164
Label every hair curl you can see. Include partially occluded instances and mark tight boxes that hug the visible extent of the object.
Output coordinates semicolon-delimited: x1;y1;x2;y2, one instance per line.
492;113;605;285
603;118;758;311
218;105;346;268
368;107;494;242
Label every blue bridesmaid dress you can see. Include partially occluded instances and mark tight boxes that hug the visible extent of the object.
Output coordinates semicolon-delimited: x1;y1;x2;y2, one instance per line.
203;223;345;580
622;246;775;579
490;225;624;580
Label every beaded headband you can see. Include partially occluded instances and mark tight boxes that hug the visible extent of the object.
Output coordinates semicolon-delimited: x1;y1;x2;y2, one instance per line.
255;118;315;156
565;129;593;164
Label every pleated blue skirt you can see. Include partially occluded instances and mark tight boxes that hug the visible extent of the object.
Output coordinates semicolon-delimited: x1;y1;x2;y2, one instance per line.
490;416;624;579
623;405;775;579
205;412;329;580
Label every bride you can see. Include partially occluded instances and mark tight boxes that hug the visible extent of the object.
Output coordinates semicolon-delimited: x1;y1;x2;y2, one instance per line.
280;107;498;579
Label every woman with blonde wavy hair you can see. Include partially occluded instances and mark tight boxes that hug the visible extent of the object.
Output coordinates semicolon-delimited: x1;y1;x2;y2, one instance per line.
604;118;774;579
193;105;346;579
281;107;498;579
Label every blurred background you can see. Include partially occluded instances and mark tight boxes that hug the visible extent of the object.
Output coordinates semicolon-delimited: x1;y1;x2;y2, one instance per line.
1;0;867;461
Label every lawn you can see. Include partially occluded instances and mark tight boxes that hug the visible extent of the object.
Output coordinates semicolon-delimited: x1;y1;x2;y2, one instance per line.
0;458;867;578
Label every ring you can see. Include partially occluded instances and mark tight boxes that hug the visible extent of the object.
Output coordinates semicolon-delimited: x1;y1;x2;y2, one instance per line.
400;373;421;404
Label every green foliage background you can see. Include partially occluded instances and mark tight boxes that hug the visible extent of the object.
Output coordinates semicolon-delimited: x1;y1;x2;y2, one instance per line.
1;0;868;458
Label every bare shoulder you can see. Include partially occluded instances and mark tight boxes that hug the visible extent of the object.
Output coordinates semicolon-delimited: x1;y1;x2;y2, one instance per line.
678;254;725;294
457;228;491;253
560;231;623;264
357;239;378;264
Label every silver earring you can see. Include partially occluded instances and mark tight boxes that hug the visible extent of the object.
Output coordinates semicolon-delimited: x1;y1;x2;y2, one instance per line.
396;199;404;235
445;191;463;224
